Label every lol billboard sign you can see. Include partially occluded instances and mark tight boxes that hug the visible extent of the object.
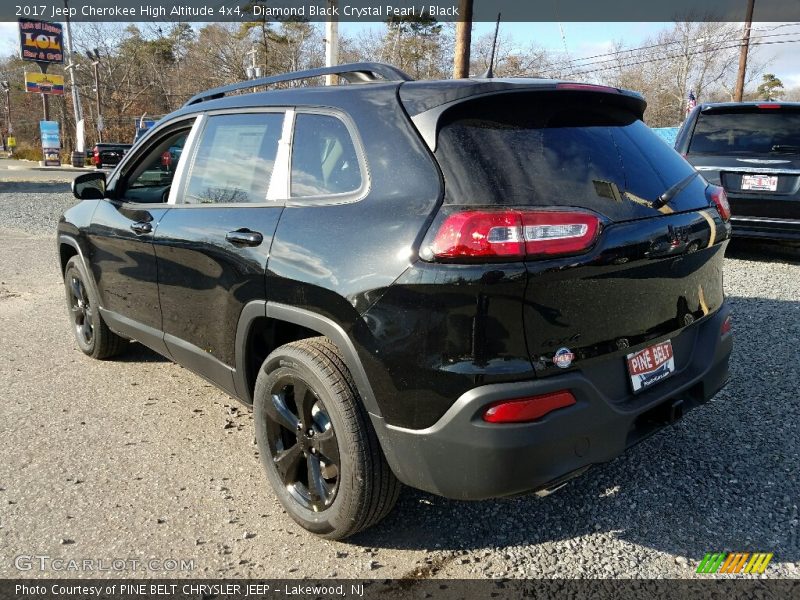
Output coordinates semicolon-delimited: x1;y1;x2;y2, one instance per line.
19;19;64;64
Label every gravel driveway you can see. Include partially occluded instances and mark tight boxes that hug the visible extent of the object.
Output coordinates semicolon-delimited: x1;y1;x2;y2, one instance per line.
0;186;797;579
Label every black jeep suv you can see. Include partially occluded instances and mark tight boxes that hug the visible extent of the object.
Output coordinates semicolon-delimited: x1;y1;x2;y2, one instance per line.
676;101;800;242
59;63;733;539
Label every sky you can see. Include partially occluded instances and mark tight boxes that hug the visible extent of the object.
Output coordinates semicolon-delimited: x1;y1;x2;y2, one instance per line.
2;20;798;90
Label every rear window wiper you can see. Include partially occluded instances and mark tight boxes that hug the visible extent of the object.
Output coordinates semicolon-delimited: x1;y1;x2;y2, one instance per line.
771;144;800;153
653;171;699;209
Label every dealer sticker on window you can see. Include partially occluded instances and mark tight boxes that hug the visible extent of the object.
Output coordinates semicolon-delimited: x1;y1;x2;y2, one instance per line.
626;340;675;393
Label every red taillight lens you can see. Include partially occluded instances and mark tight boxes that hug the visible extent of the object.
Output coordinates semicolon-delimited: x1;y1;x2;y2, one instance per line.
161;151;171;168
430;211;524;259
427;210;601;261
721;314;732;336
707;185;730;222
757;103;781;109
482;390;577;423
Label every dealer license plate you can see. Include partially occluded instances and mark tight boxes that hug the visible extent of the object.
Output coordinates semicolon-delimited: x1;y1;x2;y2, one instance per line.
626;340;676;393
741;174;778;191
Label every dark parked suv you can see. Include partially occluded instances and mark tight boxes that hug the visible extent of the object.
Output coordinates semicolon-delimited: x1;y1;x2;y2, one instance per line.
92;142;132;169
59;63;733;539
676;101;800;242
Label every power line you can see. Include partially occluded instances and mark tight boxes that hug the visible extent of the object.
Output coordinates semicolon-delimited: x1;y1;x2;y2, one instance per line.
561;36;800;79
562;28;800;74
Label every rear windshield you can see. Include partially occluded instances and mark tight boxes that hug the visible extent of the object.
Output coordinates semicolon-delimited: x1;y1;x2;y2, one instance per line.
434;93;702;220
688;110;800;155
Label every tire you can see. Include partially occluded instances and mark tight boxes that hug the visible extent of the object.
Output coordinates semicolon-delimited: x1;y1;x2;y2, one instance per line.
63;256;128;359
253;337;400;539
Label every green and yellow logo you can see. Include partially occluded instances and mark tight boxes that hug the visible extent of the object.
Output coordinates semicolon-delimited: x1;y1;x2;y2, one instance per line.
696;552;773;574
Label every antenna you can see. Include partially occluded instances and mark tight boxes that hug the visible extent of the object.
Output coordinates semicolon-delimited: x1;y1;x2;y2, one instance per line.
481;12;501;79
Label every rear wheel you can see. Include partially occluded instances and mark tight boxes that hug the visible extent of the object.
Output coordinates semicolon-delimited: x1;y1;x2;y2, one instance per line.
63;256;128;359
253;337;399;539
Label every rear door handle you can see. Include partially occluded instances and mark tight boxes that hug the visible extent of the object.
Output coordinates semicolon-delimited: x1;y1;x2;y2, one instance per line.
226;229;263;247
130;221;152;235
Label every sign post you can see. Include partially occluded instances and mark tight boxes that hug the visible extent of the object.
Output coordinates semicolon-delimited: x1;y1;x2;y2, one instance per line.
18;18;64;161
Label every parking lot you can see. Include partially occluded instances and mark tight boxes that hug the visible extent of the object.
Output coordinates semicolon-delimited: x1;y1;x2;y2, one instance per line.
0;169;798;579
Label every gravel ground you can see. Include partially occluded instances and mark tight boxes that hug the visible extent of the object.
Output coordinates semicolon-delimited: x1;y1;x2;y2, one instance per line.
0;186;798;580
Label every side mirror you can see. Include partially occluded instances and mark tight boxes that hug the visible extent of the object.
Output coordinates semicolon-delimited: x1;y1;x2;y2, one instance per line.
72;171;106;200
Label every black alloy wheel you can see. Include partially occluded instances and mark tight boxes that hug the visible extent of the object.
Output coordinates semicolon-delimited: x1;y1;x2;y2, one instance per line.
264;376;340;512
253;338;400;539
67;273;94;346
63;256;128;359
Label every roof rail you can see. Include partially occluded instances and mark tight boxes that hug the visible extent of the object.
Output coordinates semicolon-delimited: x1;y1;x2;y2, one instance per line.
184;62;413;107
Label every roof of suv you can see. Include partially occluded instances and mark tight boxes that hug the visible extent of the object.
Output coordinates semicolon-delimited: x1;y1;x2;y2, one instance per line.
176;62;645;118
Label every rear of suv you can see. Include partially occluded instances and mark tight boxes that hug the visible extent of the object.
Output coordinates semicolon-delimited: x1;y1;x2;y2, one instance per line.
59;63;732;539
676;101;800;242
92;142;132;169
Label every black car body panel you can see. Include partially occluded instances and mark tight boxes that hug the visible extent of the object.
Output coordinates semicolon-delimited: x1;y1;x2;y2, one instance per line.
676;102;800;241
58;68;732;501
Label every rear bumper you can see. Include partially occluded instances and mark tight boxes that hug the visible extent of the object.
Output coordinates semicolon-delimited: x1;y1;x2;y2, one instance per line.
730;216;800;242
374;305;732;500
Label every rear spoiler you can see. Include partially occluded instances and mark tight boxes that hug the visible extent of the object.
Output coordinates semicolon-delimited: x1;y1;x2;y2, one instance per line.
401;82;646;152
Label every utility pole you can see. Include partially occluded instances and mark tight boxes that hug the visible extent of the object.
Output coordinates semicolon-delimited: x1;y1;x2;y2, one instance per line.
246;44;262;80
86;48;102;142
63;0;84;155
453;0;473;78
734;0;756;102
324;0;339;86
1;81;11;155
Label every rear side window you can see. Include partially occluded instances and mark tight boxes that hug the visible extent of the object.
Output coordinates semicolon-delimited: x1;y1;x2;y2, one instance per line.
434;93;704;221
290;113;363;197
689;110;800;155
184;112;283;204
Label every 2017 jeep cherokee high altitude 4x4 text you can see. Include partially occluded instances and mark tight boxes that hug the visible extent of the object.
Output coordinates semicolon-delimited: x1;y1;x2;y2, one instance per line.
59;63;733;539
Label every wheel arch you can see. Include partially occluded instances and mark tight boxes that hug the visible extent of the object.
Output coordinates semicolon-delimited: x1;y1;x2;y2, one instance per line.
234;301;382;418
58;236;100;303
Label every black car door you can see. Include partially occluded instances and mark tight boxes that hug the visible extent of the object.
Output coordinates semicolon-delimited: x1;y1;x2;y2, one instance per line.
87;118;197;356
152;110;288;397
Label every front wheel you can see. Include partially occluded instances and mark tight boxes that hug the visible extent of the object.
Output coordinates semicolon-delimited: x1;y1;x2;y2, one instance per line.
63;256;128;359
253;337;399;539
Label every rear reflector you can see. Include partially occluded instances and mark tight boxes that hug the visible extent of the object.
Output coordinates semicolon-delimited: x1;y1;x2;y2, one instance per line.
707;185;731;222
483;390;577;423
428;210;601;261
721;314;732;336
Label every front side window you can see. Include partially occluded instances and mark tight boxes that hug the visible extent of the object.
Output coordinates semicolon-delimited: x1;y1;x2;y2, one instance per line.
290;113;363;198
120;128;190;204
184;112;284;204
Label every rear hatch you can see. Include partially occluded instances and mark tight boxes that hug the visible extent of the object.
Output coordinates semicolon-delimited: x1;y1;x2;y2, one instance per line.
684;104;800;219
416;87;729;385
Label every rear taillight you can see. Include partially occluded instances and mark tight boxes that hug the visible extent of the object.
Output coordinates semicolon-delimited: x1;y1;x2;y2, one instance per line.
721;314;732;337
482;390;577;423
161;151;171;168
706;185;730;222
426;209;602;261
92;148;99;164
757;103;781;109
